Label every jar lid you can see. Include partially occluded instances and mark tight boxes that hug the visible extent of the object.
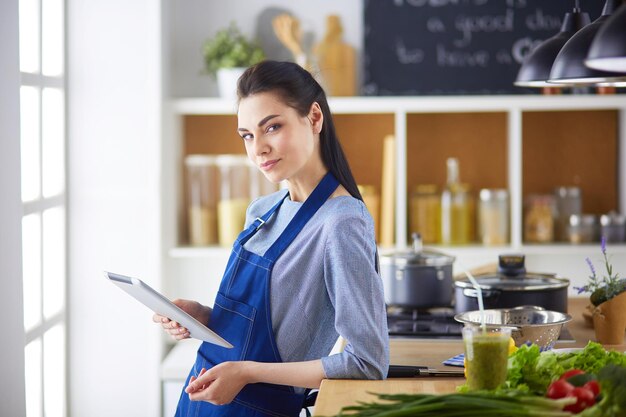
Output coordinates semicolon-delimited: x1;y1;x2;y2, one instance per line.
600;212;626;226
479;188;508;201
555;186;581;198
185;154;218;166
569;214;597;226
215;154;250;167
455;273;569;291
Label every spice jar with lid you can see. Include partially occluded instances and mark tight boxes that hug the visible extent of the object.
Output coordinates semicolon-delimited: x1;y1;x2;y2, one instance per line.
409;184;440;244
478;189;509;246
554;187;582;242
600;212;626;243
216;155;251;247
566;214;598;244
524;194;555;243
185;155;219;246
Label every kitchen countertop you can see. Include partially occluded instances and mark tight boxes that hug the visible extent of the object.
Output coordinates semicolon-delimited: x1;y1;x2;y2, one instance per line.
313;297;626;416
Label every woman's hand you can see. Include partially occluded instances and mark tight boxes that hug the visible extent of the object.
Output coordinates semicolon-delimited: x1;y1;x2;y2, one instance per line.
152;299;210;341
185;361;251;405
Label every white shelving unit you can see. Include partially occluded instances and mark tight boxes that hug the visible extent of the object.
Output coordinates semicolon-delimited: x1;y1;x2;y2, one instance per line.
163;95;626;292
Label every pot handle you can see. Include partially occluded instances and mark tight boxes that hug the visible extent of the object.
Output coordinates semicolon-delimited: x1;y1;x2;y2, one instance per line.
462;288;500;300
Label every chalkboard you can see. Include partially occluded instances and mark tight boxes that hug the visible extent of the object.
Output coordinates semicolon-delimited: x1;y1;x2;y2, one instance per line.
363;0;603;95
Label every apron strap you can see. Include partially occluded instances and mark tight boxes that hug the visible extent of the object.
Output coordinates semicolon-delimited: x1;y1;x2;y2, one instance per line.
237;191;290;247
264;172;339;262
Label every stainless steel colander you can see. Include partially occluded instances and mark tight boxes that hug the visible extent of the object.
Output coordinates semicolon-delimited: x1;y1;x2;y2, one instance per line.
454;306;572;351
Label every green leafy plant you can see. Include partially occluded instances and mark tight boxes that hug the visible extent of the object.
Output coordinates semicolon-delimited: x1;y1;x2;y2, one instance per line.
202;22;265;77
574;236;626;306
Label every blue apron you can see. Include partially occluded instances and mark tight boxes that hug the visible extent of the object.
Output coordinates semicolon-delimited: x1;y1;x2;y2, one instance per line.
175;172;340;417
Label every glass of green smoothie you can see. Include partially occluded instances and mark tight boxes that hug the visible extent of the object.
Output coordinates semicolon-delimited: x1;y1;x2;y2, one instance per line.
462;326;512;391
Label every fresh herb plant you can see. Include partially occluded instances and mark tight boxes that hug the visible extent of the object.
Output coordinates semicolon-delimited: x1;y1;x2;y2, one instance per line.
574;236;626;306
202;22;265;77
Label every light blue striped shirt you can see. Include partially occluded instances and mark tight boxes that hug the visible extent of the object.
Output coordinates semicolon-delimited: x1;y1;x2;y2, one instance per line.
243;190;389;388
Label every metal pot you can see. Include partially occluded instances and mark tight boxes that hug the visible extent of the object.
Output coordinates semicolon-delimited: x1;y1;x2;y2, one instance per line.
454;254;569;314
380;234;456;308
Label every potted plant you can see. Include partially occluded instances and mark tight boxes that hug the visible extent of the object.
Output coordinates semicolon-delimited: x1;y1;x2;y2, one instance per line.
203;22;265;99
575;236;626;344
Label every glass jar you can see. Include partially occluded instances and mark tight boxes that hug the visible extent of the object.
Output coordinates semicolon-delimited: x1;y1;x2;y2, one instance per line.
600;212;626;243
249;162;279;200
566;214;598;244
185;155;219;246
441;183;475;245
216;155;251;247
554;187;582;242
478;189;509;246
358;185;380;241
409;184;440;244
524;194;555;243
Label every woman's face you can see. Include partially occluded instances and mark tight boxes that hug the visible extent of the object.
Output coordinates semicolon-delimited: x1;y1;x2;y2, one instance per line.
237;92;323;184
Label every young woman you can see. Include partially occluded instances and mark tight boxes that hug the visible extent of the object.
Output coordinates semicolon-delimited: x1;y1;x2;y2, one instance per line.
155;60;389;417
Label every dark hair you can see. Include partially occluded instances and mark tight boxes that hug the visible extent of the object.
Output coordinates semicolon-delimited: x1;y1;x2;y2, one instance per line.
237;60;363;201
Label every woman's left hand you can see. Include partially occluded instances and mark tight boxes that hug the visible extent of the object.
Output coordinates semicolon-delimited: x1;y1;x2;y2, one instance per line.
185;361;251;405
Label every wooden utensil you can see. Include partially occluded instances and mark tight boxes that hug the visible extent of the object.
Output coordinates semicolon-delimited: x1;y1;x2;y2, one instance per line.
272;13;307;68
313;15;356;96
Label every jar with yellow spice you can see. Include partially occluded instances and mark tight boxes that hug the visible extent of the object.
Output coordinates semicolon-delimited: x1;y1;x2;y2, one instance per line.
216;155;251;247
409;184;440;244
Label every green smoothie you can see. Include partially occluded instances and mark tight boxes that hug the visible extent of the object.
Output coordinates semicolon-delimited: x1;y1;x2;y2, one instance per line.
464;330;510;391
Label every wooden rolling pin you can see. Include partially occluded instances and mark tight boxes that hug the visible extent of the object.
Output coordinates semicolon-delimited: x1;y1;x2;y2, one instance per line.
380;135;395;247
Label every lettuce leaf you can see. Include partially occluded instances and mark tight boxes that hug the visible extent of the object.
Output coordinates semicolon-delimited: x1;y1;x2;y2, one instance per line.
504;342;626;394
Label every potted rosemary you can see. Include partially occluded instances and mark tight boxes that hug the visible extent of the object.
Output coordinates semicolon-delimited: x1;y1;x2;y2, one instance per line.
575;236;626;344
203;22;265;99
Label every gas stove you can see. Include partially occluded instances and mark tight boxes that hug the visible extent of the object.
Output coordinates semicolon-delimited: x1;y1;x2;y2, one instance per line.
386;306;463;339
387;306;576;343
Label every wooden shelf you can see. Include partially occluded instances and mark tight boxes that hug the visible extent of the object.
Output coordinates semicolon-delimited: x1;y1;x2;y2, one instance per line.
167;95;626;250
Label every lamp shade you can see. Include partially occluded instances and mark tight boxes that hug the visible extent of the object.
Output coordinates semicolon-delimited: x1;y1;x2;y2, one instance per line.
549;0;625;84
515;11;590;87
586;4;626;72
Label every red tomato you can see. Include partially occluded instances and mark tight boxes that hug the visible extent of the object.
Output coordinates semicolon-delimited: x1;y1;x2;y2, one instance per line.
560;369;586;381
583;380;601;397
547;379;575;399
564;387;596;414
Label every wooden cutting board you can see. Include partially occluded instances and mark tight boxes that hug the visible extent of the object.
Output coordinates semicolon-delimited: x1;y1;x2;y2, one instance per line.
314;378;462;416
313;15;356;96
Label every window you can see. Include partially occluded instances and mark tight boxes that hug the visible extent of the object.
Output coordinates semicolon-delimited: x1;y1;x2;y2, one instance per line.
19;0;67;415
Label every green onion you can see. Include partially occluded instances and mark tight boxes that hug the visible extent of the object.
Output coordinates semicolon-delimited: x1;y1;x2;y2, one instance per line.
331;392;575;417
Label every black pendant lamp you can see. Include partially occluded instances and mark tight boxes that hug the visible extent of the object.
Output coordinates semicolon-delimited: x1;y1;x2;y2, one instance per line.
586;3;626;72
549;0;626;85
514;3;590;87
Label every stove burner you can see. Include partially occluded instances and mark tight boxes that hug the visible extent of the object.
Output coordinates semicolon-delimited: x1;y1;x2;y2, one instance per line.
386;306;463;339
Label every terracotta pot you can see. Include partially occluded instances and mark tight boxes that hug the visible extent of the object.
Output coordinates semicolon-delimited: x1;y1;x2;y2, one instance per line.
592;291;626;344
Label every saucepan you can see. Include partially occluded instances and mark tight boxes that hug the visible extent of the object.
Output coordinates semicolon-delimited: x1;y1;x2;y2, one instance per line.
380;234;456;309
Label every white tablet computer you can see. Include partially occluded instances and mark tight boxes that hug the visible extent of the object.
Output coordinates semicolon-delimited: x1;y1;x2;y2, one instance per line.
105;271;233;348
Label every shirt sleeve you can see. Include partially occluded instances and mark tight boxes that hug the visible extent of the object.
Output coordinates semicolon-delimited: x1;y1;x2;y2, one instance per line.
320;204;390;380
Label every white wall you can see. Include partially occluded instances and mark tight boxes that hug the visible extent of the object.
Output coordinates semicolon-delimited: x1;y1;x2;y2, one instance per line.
68;1;163;415
0;0;27;415
168;0;362;97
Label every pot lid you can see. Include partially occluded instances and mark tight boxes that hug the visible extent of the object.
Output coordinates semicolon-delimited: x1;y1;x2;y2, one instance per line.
455;273;569;291
381;233;455;266
393;249;456;267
